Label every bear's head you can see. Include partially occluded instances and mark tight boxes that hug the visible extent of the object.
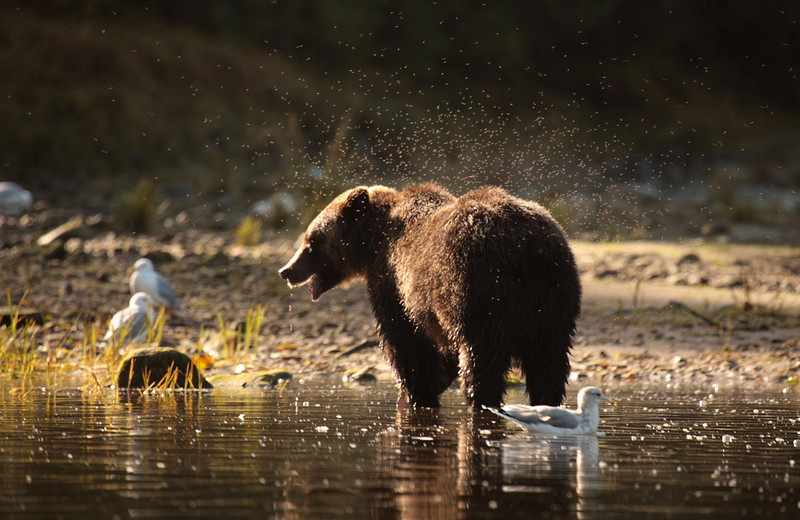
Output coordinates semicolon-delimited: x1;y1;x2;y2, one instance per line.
279;187;374;301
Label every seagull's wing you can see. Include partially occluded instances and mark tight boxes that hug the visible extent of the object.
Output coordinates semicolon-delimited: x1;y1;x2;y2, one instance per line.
500;404;550;424
500;404;583;430
105;307;150;343
535;407;581;429
484;406;541;430
155;273;182;309
107;307;128;333
104;308;126;341
124;310;151;341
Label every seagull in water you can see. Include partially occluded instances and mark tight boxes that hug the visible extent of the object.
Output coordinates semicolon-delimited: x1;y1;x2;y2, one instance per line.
103;292;156;345
485;387;616;435
129;257;183;310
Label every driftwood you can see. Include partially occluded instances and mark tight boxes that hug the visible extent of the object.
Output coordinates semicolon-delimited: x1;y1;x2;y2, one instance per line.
337;339;379;358
668;301;721;329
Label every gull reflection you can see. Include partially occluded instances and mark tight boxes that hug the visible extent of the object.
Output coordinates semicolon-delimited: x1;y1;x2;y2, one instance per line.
497;432;601;516
379;403;604;519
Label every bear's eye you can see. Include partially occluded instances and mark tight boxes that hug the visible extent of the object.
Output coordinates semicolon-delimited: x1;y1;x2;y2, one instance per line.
306;233;324;253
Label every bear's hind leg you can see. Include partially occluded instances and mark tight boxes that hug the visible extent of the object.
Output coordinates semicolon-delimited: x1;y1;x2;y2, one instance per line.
519;337;571;406
456;327;512;409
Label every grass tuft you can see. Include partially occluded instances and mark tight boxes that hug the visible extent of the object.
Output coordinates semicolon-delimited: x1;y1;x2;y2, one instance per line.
217;305;266;361
114;179;160;233
235;215;262;246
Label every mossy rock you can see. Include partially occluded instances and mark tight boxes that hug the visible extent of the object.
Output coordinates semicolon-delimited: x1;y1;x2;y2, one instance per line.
207;369;292;389
0;308;44;327
116;347;212;389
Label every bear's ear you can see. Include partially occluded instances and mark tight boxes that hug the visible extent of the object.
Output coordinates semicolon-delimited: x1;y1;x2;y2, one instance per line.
341;187;369;222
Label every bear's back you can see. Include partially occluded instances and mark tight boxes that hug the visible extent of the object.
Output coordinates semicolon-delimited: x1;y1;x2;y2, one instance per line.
411;186;567;264
393;185;579;327
391;183;456;228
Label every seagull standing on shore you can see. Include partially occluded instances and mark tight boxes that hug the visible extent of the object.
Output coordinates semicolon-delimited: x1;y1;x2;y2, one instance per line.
103;292;156;345
485;387;615;435
0;182;33;216
129;257;183;310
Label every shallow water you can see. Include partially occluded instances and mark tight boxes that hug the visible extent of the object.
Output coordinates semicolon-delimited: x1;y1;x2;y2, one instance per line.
0;381;798;519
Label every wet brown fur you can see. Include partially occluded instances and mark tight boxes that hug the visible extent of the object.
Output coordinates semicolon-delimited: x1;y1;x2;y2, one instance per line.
279;183;581;408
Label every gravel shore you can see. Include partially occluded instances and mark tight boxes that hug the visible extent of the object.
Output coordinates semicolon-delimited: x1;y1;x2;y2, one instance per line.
2;205;799;391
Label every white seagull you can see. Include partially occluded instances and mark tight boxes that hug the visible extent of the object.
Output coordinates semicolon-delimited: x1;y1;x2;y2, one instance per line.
0;182;33;216
129;257;183;310
485;387;616;435
103;292;156;345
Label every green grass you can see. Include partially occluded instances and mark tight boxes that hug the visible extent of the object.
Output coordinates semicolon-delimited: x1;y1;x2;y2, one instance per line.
0;294;177;394
216;305;266;362
0;295;41;395
0;304;210;395
235;215;263;246
120;358;201;393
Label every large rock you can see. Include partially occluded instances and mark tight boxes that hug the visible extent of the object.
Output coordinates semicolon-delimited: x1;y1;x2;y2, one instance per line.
116;348;212;389
0;308;44;327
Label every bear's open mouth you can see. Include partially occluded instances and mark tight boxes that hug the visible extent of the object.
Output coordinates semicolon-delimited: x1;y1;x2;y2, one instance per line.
308;275;324;301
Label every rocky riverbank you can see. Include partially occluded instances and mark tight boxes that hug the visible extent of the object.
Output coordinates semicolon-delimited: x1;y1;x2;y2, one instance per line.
2;203;799;392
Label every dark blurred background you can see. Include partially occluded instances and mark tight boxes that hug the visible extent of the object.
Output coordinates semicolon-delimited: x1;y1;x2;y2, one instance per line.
2;0;799;241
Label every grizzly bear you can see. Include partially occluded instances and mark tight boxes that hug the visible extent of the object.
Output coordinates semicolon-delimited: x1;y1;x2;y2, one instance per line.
279;183;581;409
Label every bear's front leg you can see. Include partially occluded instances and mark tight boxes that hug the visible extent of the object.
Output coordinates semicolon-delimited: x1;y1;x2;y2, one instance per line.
370;287;456;407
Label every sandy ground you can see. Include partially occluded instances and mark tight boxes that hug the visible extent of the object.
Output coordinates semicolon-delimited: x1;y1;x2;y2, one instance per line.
2;205;799;392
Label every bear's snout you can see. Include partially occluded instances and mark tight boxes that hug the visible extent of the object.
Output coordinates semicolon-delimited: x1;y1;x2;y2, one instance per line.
279;255;328;301
278;247;315;287
278;261;309;286
277;265;293;281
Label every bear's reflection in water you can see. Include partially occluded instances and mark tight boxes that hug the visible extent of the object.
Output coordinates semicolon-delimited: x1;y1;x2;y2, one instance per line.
377;407;601;519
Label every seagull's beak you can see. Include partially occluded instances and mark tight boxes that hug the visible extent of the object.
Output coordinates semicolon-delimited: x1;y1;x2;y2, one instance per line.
603;396;616;406
127;266;134;275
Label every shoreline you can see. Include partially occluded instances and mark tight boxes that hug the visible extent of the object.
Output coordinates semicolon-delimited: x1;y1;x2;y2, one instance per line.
2;216;799;391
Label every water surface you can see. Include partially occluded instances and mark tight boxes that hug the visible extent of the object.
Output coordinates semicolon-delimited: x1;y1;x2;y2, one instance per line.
0;381;798;519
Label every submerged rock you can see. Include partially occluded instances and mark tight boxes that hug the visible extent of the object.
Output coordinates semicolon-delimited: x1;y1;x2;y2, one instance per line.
116;347;212;389
343;366;377;383
207;369;292;389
